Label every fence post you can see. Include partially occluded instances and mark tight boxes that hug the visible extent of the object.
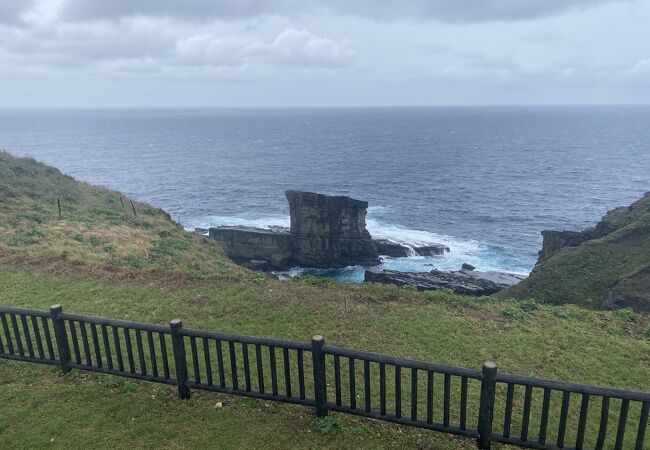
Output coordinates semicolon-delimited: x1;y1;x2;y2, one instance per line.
170;319;191;399
50;304;71;374
311;335;327;418
477;362;497;449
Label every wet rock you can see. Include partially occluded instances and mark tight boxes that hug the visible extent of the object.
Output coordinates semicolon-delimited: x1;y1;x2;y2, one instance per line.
413;244;450;256
374;239;411;257
374;239;449;257
364;269;526;296
461;263;476;271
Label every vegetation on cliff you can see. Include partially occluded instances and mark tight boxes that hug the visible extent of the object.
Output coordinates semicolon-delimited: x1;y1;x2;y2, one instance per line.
1;152;648;448
501;192;650;312
0;151;244;280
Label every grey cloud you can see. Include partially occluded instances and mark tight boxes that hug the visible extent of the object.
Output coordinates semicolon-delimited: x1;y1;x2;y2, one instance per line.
59;0;631;23
60;0;293;21
0;21;355;79
0;0;35;24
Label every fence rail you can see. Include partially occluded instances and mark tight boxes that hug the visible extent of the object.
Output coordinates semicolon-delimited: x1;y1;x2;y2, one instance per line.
0;305;648;450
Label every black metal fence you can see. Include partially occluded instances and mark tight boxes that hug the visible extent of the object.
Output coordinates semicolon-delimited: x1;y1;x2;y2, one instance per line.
0;305;648;450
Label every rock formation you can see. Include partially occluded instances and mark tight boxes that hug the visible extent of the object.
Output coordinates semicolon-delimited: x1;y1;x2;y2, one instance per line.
364;268;525;296
209;226;292;270
285;191;380;267
209;191;450;270
501;192;650;312
374;239;449;257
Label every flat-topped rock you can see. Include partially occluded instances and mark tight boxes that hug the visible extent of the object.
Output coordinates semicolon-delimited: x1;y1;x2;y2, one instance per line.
209;226;292;269
286;190;380;268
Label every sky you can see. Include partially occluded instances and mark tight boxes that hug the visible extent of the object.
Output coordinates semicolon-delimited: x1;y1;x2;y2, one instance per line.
0;0;649;107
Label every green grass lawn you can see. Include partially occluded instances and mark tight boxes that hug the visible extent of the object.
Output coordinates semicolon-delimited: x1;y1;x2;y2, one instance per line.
1;266;649;449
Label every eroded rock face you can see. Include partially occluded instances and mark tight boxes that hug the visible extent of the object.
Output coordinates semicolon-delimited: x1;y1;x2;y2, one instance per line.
285;191;380;268
209;226;292;269
537;229;602;264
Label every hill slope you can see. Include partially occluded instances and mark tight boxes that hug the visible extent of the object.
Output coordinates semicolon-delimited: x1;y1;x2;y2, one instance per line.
501;192;650;312
0;151;243;281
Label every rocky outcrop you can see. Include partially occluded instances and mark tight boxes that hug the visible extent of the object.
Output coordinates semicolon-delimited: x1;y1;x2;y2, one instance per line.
372;239;449;258
210;191;449;270
285;191;380;268
413;243;450;256
536;203;632;265
364;268;525;296
209;226;292;270
502;192;650;312
537;229;605;265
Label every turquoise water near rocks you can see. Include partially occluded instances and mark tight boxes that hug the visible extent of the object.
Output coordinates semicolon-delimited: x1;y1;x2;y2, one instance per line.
1;106;649;281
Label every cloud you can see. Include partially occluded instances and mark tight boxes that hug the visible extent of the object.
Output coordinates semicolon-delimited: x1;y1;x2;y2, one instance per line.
58;0;631;23
0;21;355;80
0;0;36;24
624;58;650;87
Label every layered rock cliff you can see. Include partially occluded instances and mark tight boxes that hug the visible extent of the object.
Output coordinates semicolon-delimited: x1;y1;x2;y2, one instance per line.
501;192;650;312
286;191;380;267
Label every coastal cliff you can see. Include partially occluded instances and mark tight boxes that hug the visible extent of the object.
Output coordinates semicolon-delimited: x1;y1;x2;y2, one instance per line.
502;192;650;312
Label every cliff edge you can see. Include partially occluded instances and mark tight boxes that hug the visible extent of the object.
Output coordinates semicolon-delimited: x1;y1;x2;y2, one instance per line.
501;192;650;312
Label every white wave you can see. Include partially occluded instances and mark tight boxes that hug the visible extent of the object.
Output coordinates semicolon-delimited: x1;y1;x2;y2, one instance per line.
366;218;483;253
184;214;290;231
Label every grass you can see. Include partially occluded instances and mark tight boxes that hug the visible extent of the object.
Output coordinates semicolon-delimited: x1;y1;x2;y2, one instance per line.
501;192;650;310
1;267;649;448
1;151;649;448
0;151;244;280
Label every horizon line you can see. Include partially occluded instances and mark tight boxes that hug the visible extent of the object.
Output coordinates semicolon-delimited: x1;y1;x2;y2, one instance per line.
1;103;650;110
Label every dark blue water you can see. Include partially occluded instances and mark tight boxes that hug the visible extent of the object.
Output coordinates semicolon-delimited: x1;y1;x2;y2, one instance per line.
1;106;649;280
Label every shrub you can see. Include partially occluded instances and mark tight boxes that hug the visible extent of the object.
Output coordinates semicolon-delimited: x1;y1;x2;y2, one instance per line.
607;326;622;336
314;416;344;434
148;238;190;262
250;273;267;284
122;254;147;269
548;306;570;319
503;306;525;320
615;307;636;322
520;299;538;312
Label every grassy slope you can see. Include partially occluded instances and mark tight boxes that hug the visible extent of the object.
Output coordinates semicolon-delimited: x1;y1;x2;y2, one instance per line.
501;193;650;309
0;151;244;279
0;152;649;448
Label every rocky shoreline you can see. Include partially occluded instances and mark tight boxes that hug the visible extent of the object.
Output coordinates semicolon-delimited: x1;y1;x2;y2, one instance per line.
364;267;526;296
202;191;525;295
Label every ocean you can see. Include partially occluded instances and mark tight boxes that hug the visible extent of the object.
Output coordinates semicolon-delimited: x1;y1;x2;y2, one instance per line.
1;106;649;281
